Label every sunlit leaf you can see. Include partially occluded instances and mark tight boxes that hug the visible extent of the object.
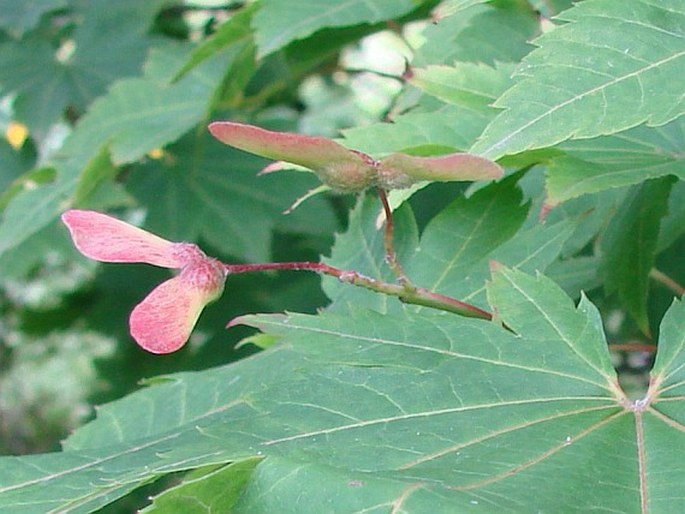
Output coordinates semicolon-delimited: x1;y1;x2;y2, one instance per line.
173;4;257;80
408;61;515;110
413;2;538;67
471;0;685;160
252;0;419;57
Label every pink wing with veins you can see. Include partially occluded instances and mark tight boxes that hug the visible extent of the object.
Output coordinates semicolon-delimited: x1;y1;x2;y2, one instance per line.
129;260;226;354
61;210;183;268
129;276;208;354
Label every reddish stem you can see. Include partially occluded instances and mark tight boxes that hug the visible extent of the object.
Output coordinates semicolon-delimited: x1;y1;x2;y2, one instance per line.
223;260;492;320
377;188;410;285
221;189;494;321
225;261;340;275
609;342;657;354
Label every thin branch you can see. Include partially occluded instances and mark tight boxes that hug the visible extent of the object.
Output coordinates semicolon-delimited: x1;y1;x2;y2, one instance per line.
343;67;404;82
161;2;243;13
221;188;494;321
649;268;685;296
608;342;657;354
223;261;492;320
377;188;411;285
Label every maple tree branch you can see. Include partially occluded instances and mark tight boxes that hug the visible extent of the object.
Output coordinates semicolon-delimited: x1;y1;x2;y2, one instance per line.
223;261;492;320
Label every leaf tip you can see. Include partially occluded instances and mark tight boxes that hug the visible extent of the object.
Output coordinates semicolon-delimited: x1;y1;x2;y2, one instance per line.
540;198;559;221
488;260;506;276
226;315;248;329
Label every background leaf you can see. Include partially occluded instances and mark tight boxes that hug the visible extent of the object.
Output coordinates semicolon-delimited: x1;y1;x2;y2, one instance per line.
342;105;489;155
0;0;168;137
252;0;421;57
408;61;515;111
600;176;675;334
0;46;227;258
128;132;337;262
142;459;261;514
0;0;66;37
173;4;257;80
411;2;538;67
545;117;685;205
658;181;685;252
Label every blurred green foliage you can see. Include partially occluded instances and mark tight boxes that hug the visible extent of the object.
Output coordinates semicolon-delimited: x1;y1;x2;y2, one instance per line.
0;0;683;511
0;0;422;456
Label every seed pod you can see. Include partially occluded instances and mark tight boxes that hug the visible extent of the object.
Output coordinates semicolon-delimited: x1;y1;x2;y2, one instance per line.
377;152;504;189
208;121;504;192
208;121;377;192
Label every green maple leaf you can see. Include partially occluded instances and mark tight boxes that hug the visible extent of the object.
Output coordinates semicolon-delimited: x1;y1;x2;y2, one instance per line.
600;177;675;334
413;2;538;67
3;265;683;511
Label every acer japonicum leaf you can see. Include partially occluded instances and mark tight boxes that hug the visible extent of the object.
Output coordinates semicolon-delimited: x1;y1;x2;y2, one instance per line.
61;210;226;354
208;121;503;192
